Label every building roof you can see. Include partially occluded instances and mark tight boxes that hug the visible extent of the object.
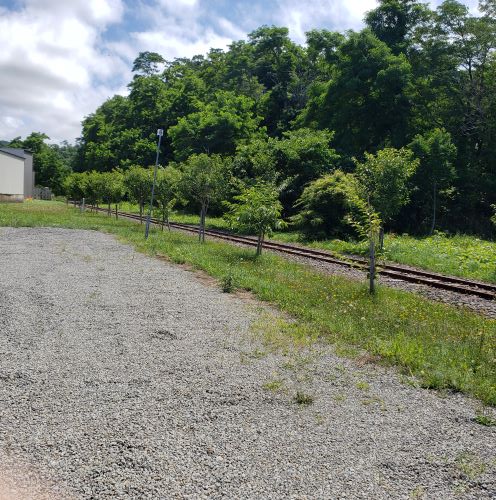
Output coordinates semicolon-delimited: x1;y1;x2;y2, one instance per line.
0;147;32;160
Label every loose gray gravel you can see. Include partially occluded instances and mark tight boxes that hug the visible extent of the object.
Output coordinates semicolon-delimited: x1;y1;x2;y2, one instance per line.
0;227;495;499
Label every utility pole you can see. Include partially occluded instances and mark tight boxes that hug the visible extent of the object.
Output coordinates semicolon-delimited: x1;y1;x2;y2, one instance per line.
145;129;163;239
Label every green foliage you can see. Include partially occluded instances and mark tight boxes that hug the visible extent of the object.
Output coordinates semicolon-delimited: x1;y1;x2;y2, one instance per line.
225;182;284;254
168;91;262;161
132;51;165;76
83;171;107;206
409;128;457;233
354;147;418;224
220;273;235;293
179;154;227;241
58;3;496;236
301;30;413;159
474;408;496;426
154;166;182;228
365;0;431;54
293;391;314;406
292;170;361;239
275;128;340;211
63;172;87;201
124;166;153;219
101;170;125;208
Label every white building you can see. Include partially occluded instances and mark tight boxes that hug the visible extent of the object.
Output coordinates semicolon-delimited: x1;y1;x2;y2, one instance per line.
0;148;34;202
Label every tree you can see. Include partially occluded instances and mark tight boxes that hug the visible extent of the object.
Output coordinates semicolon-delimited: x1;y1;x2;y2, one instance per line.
233;136;278;183
63;172;87;202
365;0;430;54
225;182;284;255
274;128;340;212
101;170;125;217
248;26;304;134
82;171;106;208
179;154;226;242
346;189;382;294
154;166;181;230
168;91;262;161
301;30;413;160
132;51;166;76
291;170;361;240
124;166;153;222
409;128;457;234
354;148;418;247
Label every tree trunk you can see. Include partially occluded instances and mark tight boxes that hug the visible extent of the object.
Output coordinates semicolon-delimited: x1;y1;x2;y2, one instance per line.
430;181;437;235
108;202;111;216
161;210;165;231
198;206;203;242
139;202;143;224
379;226;384;251
201;205;206;243
369;236;376;294
115;204;118;219
199;202;207;243
257;231;266;256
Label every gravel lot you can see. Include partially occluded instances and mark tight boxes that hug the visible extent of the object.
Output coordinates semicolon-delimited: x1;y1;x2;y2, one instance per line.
0;227;494;499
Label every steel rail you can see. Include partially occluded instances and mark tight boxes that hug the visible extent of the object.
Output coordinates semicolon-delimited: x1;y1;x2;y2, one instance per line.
86;205;496;301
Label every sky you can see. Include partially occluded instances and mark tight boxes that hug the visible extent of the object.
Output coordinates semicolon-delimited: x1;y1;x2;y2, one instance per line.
0;0;480;144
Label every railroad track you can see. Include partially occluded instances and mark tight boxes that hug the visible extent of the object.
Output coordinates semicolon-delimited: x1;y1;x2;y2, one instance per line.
86;205;496;301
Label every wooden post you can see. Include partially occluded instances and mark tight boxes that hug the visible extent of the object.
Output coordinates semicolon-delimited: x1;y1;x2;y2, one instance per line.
369;236;376;294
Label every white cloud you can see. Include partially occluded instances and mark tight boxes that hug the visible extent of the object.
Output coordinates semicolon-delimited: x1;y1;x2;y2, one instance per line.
0;0;127;143
0;0;482;144
113;0;244;71
275;0;377;42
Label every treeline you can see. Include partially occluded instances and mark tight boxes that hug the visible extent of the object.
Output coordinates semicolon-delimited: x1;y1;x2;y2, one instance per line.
64;158;284;251
13;0;496;238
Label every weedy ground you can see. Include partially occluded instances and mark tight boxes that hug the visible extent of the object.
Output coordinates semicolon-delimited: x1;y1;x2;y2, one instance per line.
275;231;496;284
1;200;495;405
119;201;496;284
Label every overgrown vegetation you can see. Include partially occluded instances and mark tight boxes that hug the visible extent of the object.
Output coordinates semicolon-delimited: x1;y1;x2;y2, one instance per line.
1;201;495;406
278;232;496;284
5;0;496;239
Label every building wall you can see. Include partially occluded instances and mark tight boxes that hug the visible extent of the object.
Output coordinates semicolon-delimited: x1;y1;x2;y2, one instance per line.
0;152;25;199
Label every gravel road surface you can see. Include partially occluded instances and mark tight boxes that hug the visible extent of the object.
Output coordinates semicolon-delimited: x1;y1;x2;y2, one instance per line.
0;227;494;499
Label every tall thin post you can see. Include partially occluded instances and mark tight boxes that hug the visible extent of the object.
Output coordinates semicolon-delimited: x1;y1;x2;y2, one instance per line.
145;129;164;240
369;235;376;294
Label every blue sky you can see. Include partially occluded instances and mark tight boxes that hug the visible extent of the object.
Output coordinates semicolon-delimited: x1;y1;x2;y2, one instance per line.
0;0;480;143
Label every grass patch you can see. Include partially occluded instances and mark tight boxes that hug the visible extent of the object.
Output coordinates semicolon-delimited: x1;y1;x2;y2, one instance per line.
355;381;370;391
273;230;496;284
293;391;314;406
474;408;496;427
1;200;496;405
220;273;235;293
117;202;496;283
455;452;487;480
263;379;284;392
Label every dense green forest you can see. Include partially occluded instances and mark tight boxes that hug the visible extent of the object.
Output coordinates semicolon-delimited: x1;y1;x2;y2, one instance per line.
7;0;496;237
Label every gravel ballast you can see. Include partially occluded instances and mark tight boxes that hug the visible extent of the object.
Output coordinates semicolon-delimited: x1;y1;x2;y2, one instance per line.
0;227;494;499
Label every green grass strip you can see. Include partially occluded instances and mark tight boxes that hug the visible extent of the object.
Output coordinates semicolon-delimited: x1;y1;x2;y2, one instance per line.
2;200;495;405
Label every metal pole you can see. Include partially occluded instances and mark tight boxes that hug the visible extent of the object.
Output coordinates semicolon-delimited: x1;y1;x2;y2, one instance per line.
145;129;163;239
